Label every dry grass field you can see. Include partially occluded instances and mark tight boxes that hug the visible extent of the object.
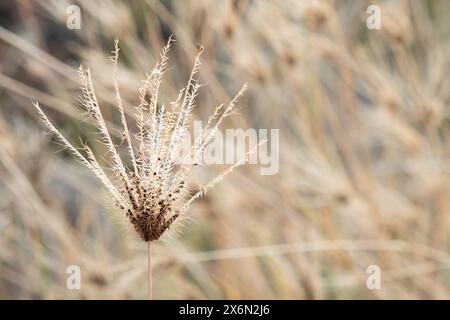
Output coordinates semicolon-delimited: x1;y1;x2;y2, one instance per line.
0;0;450;299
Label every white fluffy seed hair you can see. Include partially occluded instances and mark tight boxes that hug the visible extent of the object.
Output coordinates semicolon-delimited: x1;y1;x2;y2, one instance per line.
33;36;264;242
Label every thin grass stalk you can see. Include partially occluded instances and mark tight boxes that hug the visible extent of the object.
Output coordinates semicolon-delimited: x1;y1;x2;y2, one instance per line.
147;241;152;300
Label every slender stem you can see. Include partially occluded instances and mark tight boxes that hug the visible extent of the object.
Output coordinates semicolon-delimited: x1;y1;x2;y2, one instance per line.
147;241;152;300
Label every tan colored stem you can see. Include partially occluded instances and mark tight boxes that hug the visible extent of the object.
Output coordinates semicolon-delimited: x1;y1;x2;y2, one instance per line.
147;241;152;300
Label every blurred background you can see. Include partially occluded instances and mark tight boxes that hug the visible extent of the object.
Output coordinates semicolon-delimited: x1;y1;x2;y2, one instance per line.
1;0;450;299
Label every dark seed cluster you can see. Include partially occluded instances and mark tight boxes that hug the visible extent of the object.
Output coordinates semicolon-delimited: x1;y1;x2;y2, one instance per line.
116;171;184;242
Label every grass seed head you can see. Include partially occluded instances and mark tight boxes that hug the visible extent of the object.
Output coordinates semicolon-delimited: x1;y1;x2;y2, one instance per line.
33;37;257;242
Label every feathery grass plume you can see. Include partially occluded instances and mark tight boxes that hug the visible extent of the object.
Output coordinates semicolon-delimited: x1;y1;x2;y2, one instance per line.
32;37;263;298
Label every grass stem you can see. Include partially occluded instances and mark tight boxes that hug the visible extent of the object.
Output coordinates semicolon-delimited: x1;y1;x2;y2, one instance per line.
147;241;152;300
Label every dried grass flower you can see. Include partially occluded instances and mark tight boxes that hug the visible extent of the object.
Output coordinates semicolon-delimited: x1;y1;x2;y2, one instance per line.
32;36;262;298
